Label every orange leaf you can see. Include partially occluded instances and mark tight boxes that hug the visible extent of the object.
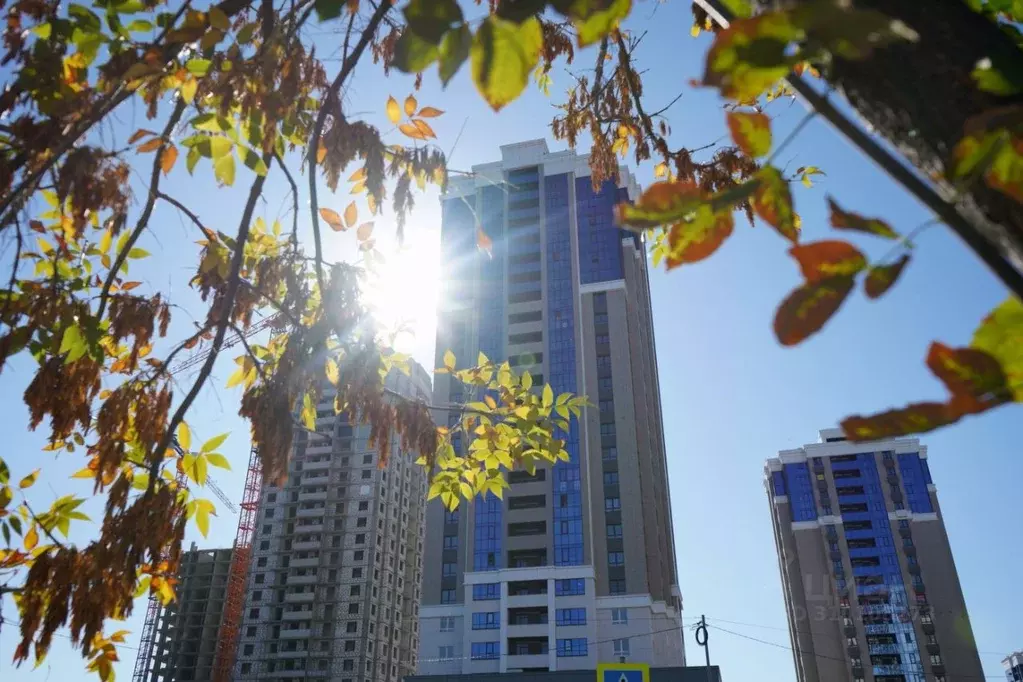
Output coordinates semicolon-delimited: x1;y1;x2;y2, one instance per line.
828;197;899;240
841;402;959;442
752;167;798;242
616;181;703;230
726;111;772;157
477;227;493;256
788;241;866;284
128;129;158;145
864;254;910;299
386;96;401;124
926;342;1010;413
121;281;142;291
404;94;418;116
137;138;163;153
344;202;357;227
773;276;854;346
160;144;179;175
399;122;427;140
316;144;327;164
349;167;367;182
412;119;437;139
319;208;345;231
665;208;734;268
29;220;45;234
356;222;374;241
417;106;444;118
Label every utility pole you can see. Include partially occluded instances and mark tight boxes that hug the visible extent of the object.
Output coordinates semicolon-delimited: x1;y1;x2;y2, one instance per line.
695;614;712;682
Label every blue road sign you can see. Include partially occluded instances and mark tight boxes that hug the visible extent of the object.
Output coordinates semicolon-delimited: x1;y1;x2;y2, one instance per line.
597;662;650;682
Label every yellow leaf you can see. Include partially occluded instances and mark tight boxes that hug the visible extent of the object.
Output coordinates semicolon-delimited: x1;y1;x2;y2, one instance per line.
349;167;366;182
19;470;39;489
356;222;374;241
325;357;340;386
344;202;357;228
521;371;533;390
180;77;197;104
24;525;38;550
226;365;246;388
319;208;346;231
160;144;179;175
386;95;401;124
417;106;444;118
443;349;456;371
691;24;700;37
351;181;366;194
71;467;95;479
412;119;437;139
404;94;418;116
367;193;378;215
399;122;427;140
177;422;191;451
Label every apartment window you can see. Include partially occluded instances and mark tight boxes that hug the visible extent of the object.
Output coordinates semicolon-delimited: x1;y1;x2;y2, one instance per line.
361;470;371;479
610;608;629;624
246;626;256;637
240;663;251;674
602;447;617;460
929;655;943;665
350;585;361;597
555;578;585;596
470;642;499;660
594;313;608;325
439;616;455;632
607;524;623;538
444;509;459;524
255;574;265;584
264;508;274;519
557;638;588;657
439;645;455;661
472;612;500;630
349;603;359;614
608;551;625;566
442;562;456;577
256;557;267;567
243;644;254;655
251;590;262;601
352;567;363;578
347;622;358;633
259;541;269;550
345;640;356;652
354;550;364;561
472;583;500;600
443;535;458;549
613;638;631;656
556;608;586;626
358;501;369;511
603;471;619;486
609;579;626;595
605;497;621;511
440;589;456;604
600;423;616;436
248;608;259;618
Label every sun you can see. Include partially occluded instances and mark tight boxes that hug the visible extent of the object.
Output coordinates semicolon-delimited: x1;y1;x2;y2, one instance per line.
363;232;441;355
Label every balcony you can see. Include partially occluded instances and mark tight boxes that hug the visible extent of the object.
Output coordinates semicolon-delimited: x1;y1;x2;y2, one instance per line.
506;654;550;670
305;444;333;456
286;574;317;585
279;628;311;639
304;458;330;470
508;637;548;656
297;507;325;518
273;649;310;658
291;557;319;568
284;592;315;603
282;610;312;621
868;643;902;656
508;549;547;569
299;491;328;502
293;541;321;551
508;607;548;626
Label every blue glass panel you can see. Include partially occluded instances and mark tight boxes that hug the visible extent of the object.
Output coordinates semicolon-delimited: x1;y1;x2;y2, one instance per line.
898;453;934;513
555;578;585;596
576;177;626;284
555;608;587;625
472;612;500;629
546;173;583;566
771;471;786;496
556;638;588;657
472;583;500;600
440;196;477;302
783;463;817;521
470;642;500;660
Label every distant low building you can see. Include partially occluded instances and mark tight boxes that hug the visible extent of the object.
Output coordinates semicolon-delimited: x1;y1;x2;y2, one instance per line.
133;543;233;682
407;666;722;682
1004;650;1023;682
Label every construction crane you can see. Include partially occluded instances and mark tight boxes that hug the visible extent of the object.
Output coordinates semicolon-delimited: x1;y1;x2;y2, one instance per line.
132;314;280;682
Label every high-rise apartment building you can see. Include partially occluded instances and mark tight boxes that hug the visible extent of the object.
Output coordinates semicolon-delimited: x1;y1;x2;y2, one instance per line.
418;140;683;674
233;362;433;682
133;543;233;682
1005;650;1023;682
765;429;984;682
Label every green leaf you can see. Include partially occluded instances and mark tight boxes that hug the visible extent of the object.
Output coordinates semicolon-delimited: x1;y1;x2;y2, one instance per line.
193;114;232;133
403;0;463;44
438;23;471;85
571;0;631;47
32;22;52;39
128;247;150;258
215;153;236;186
186;145;201;173
616;181;703;229
125;19;153;32
195;503;210;537
726;110;772;158
59;325;88;363
702;12;801;101
19;469;39;489
177;422;192;451
471;16;543;111
393;29;440;73
206;453;231;470
971;296;1023;401
185;58;211;76
752;167;798;242
972;57;1023;96
241;148;268;176
209;136;233;158
790;3;918;60
542;384;553;408
201;433;229;453
864;254;910;300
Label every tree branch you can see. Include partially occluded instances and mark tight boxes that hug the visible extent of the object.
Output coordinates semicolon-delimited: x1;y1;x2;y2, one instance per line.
307;0;394;293
273;152;301;248
97;100;187;321
157;191;205;234
227;322;269;384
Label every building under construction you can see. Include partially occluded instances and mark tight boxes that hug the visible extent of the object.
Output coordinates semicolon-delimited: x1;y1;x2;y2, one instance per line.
131;543;233;682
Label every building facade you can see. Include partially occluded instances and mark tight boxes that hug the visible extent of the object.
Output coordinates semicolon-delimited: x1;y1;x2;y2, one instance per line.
765;429;984;682
419;140;683;674
233;363;433;682
1005;650;1023;682
133;543;233;682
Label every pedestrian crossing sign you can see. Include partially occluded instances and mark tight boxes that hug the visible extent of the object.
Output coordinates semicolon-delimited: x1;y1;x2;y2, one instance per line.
597;662;649;682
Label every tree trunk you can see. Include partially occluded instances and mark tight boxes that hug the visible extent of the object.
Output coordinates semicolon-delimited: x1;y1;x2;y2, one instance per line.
824;0;1023;275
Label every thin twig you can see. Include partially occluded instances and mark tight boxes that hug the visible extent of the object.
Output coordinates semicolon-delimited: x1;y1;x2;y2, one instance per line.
273;152;301;248
0;223;24;326
23;500;66;550
146;151;274;496
227;322;269;383
97;100;187;321
156;191;205;233
764;108;818;167
307;0;394;294
874;217;942;266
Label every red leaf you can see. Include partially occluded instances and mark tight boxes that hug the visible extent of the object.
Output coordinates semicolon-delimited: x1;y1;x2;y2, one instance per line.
926;342;1010;414
828;197;899;239
752;167;798;243
789;240;866;284
773;276;854;346
864;254;910;299
841;402;959;442
665;208;734;268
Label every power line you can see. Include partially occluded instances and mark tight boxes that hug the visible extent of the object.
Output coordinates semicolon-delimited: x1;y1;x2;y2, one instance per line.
707;623;1005;681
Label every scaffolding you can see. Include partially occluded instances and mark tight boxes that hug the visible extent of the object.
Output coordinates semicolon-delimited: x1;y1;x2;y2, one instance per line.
211;445;263;682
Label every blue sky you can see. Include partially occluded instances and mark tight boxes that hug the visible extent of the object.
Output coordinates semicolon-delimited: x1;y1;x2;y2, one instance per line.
2;1;1021;680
